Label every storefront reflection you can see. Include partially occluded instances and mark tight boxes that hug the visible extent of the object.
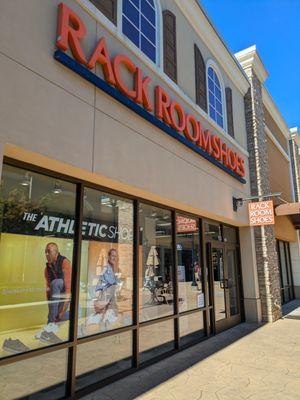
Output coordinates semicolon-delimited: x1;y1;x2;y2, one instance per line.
77;189;134;337
176;215;204;312
139;204;174;322
0;164;76;357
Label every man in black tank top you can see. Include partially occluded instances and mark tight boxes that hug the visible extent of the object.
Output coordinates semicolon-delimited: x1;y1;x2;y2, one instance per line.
44;242;72;324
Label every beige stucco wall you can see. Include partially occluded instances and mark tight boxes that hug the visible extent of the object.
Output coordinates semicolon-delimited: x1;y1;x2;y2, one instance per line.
290;233;300;298
0;0;251;227
266;137;293;203
264;107;289;152
239;227;261;322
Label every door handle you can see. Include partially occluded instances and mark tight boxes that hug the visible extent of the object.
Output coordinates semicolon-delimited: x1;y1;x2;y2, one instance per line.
220;279;228;289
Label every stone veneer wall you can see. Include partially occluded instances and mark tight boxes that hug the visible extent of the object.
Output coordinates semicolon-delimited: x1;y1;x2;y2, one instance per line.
244;68;282;322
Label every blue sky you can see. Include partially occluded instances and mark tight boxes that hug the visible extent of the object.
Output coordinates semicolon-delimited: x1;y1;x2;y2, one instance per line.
200;0;300;129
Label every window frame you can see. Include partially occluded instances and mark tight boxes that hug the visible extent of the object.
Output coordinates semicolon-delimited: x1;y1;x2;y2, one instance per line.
77;0;163;68
206;59;227;133
120;0;161;65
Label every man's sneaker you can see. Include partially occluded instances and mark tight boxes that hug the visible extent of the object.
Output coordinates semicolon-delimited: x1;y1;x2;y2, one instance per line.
44;322;59;334
35;322;59;340
39;331;62;345
2;338;30;354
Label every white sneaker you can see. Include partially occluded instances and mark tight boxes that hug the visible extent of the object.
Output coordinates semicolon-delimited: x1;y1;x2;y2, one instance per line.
44;323;59;334
34;322;59;340
87;313;102;325
103;309;118;324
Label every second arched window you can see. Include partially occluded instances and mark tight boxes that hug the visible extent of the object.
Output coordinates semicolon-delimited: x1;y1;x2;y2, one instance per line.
208;66;224;129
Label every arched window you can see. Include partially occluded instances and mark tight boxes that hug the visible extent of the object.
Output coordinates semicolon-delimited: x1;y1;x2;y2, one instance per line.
122;0;158;63
207;64;225;129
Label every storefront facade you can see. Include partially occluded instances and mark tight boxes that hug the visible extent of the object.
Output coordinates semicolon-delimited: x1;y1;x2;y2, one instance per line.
288;127;300;299
0;1;277;399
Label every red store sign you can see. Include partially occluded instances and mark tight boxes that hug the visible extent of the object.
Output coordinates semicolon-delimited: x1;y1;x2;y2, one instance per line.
55;3;246;181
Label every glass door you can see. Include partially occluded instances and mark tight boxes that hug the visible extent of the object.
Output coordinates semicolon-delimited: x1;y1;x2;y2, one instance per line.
211;245;227;323
226;247;240;321
277;240;295;304
207;243;241;333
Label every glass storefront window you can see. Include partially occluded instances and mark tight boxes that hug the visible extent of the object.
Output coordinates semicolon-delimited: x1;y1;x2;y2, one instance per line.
179;312;205;346
176;215;204;312
139;204;174;322
227;248;239;316
77;188;133;337
204;222;222;241
0;349;68;399
0;164;76;357
223;226;237;244
0;163;242;398
76;331;132;390
139;319;174;363
277;240;293;304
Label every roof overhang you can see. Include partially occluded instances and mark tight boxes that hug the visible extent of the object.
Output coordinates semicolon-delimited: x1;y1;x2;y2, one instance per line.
262;87;291;139
290;127;300;147
235;45;269;83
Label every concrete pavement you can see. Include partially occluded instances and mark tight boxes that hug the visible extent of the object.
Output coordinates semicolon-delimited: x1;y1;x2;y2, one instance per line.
83;300;300;400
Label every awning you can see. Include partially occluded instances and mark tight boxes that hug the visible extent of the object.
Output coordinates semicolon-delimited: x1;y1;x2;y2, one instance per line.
275;202;300;216
275;202;300;229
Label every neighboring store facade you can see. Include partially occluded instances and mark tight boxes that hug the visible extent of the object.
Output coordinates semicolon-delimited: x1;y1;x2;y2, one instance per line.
236;46;300;318
288;127;300;298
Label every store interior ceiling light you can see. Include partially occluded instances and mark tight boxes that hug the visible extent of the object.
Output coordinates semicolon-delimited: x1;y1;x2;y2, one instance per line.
52;181;62;194
20;173;31;186
100;196;112;205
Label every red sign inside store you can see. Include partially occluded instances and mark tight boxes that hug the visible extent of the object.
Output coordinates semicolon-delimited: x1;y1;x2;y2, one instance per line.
176;216;198;233
55;3;245;179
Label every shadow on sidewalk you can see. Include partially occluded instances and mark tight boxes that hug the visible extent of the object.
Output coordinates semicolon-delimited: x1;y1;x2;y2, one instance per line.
281;299;300;318
81;322;262;400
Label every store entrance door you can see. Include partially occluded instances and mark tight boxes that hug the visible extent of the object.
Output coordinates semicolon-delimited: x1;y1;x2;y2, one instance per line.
207;243;241;333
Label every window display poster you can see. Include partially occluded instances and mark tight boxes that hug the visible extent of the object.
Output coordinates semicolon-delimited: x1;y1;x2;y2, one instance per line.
78;240;133;336
0;233;75;333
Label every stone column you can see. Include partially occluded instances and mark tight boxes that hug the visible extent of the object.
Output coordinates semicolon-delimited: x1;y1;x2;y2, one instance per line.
244;68;281;322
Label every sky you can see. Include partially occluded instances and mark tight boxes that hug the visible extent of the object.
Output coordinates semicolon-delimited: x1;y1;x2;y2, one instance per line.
200;0;300;129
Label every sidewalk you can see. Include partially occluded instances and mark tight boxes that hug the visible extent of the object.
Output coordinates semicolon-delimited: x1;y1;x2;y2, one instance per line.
83;300;300;400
